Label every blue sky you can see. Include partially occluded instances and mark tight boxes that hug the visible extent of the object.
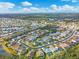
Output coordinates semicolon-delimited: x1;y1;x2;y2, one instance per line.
0;0;79;13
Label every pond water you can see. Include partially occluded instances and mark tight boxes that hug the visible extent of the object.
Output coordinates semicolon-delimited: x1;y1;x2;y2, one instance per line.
0;46;7;55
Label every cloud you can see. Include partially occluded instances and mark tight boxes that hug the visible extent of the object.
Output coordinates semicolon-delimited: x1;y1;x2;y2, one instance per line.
0;2;15;9
59;5;74;11
30;7;39;11
50;4;79;13
61;0;79;2
23;8;31;12
22;7;52;13
1;5;79;13
0;2;16;13
62;0;70;2
50;5;58;11
22;1;32;6
0;2;79;13
23;7;41;12
72;0;78;2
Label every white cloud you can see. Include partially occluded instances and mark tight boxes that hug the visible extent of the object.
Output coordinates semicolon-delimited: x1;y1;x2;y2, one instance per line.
60;5;74;11
22;1;32;6
61;0;79;2
72;0;78;2
23;7;40;12
62;0;70;2
50;4;79;13
30;7;39;11
22;7;52;13
0;2;79;13
50;4;58;11
0;2;16;13
1;5;79;13
0;2;15;9
23;8;31;12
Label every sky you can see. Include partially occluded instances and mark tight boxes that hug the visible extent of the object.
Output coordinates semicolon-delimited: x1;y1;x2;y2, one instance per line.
0;0;79;13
